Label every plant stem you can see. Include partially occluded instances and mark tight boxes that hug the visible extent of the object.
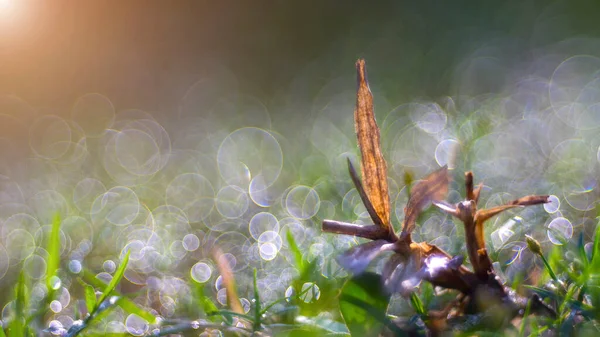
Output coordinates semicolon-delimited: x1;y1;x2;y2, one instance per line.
540;254;558;282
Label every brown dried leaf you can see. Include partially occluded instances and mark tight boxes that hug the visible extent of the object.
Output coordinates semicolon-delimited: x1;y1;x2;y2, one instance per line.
400;166;449;240
354;59;391;230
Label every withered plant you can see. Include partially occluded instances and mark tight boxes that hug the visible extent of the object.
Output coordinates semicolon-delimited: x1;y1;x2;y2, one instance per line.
322;59;556;334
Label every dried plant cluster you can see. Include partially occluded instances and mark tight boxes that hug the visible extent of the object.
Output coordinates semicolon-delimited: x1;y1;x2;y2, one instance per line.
322;59;557;334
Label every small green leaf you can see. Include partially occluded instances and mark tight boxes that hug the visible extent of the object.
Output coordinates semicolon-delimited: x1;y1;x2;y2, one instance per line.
193;281;219;317
96;250;130;311
80;269;155;323
78;279;97;314
46;213;62;290
339;272;391;337
287;229;305;272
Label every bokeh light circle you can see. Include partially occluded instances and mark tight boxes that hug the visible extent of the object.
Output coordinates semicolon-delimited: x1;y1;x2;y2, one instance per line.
547;217;573;245
249;212;279;240
166;173;214;222
544;195;560;213
73;178;106;214
217;127;283;188
216;185;249;219
285;185;320;220
71;93;115;137
29;115;72;160
434;139;460;169
125;314;149;336
91;186;140;226
191;262;212;283
182;234;200;251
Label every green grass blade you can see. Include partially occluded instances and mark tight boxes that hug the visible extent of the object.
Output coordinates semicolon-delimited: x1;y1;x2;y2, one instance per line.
518;296;532;337
286;229;304;272
9;270;27;336
410;292;426;316
578;232;589;266
592;218;600;263
95;250;130;311
253;268;261;331
118;298;156;323
46;213;62;290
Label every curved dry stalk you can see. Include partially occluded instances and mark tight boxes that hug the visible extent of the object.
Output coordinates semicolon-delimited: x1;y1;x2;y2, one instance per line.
212;247;245;317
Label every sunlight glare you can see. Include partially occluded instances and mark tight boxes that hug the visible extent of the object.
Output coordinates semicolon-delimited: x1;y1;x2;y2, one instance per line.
0;0;11;11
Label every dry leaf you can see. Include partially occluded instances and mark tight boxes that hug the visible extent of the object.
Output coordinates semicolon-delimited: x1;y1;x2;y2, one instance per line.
354;59;391;231
400;166;449;241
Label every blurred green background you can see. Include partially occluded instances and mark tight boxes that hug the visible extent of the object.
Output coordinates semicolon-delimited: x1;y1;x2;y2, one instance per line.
0;0;599;334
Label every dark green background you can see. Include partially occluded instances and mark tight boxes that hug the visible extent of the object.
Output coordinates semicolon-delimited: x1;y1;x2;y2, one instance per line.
3;0;600;110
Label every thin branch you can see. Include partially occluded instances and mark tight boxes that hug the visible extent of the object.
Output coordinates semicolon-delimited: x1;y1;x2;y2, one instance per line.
322;220;392;241
347;158;388;230
473;183;483;204
465;171;474;201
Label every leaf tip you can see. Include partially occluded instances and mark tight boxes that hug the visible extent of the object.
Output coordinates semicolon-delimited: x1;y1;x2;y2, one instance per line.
355;58;369;89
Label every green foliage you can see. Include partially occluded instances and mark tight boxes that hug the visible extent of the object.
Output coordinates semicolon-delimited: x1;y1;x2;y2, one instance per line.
253;268;262;332
287;229;305;273
64;250;144;337
193;280;219;317
339;272;391;337
79;279;96;315
95;250;130;312
410;292;426;317
9;270;28;336
46;213;62;291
